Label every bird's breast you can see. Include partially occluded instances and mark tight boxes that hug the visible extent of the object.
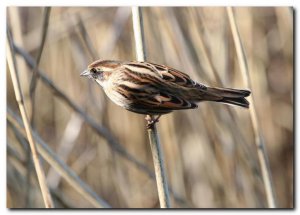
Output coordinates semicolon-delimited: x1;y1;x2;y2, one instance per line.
103;83;131;109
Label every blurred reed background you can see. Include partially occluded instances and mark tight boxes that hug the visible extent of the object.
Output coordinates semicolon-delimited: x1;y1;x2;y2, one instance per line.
6;7;293;208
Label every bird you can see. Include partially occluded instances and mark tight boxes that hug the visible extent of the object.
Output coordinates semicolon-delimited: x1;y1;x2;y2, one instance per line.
81;60;250;127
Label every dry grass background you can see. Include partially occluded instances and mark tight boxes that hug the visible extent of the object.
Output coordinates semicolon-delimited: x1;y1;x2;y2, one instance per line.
6;7;293;208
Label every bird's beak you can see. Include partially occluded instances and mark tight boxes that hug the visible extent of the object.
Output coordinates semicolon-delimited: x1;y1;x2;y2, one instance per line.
80;70;90;76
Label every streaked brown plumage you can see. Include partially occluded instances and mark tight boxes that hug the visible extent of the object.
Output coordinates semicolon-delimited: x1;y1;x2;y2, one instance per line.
81;60;251;115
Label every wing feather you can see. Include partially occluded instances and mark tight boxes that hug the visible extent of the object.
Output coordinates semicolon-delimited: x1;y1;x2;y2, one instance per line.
149;62;201;88
132;91;198;110
116;61;201;112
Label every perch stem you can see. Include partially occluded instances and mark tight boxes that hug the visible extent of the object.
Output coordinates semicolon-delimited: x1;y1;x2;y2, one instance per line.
132;6;171;208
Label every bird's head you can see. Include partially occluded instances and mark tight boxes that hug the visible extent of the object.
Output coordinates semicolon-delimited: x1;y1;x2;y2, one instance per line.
80;60;122;86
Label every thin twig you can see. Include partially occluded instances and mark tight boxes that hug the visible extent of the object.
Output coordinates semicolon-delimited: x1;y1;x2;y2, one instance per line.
29;7;51;126
7;107;111;208
75;15;106;113
70;146;97;174
190;8;260;182
50;188;77;208
24;143;33;207
77;15;99;59
226;7;277;208
24;7;51;207
47;113;83;189
132;7;146;60
6;28;54;208
101;8;131;55
132;6;171;208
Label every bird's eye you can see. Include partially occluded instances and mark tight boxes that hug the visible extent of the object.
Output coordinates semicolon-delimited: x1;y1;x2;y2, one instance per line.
90;68;97;74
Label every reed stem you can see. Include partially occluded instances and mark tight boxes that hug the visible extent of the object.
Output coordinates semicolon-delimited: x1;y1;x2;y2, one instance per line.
227;7;277;208
6;28;54;208
131;6;171;208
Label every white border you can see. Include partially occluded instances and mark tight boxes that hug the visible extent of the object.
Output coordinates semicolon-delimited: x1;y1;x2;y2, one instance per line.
1;0;297;6
0;2;7;212
1;0;297;214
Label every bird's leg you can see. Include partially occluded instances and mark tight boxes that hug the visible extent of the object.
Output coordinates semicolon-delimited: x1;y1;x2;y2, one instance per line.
145;115;162;129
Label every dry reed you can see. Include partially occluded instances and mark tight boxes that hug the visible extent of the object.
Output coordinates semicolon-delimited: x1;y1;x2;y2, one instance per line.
132;6;171;208
7;29;54;208
226;7;277;208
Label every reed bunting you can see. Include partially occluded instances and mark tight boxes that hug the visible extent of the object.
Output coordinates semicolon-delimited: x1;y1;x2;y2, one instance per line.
81;60;250;126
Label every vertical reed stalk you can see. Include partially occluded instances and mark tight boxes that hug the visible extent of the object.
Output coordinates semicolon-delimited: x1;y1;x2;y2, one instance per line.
131;6;171;208
6;29;54;208
226;7;277;208
29;7;51;126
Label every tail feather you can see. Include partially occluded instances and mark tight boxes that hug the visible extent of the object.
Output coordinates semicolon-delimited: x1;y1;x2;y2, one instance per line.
219;96;250;108
206;87;251;108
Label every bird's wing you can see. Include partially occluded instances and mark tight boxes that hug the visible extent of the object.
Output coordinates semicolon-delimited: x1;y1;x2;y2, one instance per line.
137;92;198;110
115;81;197;110
117;62;199;110
123;62;163;79
123;61;206;89
131;89;198;110
149;62;207;89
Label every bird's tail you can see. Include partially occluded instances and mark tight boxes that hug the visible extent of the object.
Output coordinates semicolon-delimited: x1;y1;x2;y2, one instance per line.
204;87;251;108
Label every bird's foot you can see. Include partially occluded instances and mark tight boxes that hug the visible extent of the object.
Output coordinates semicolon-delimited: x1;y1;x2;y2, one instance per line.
145;115;161;129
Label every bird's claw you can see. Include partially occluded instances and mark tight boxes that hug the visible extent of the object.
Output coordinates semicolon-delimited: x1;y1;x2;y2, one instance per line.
145;115;161;129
